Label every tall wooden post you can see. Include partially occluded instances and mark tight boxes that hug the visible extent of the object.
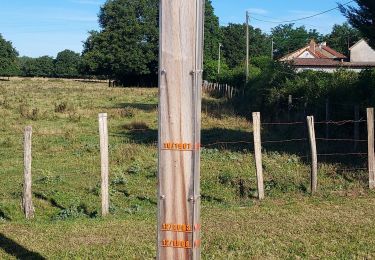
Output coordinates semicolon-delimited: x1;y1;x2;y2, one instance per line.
23;126;34;219
158;1;204;259
367;108;375;189
99;113;109;216
307;116;318;194
252;112;264;200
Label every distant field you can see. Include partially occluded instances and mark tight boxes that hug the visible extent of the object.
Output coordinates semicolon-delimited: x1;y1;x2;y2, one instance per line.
1;78;375;259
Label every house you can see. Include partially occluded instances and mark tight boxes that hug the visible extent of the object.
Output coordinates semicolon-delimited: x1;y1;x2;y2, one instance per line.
280;39;375;72
349;39;375;63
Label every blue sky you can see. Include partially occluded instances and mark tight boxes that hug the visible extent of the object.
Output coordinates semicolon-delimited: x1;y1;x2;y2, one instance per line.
0;0;353;57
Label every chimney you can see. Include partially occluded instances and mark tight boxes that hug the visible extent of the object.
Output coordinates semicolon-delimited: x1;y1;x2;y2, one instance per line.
310;39;316;53
319;42;327;49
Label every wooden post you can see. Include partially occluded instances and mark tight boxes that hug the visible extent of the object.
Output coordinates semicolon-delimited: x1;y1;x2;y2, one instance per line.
23;126;34;219
307;116;318;194
367;108;375;189
158;0;204;259
252;112;264;200
288;95;292;121
354;105;359;151
99;113;109;216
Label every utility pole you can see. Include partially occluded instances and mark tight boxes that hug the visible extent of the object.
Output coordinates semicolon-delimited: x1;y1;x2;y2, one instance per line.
246;11;249;83
158;0;204;259
271;38;274;60
218;43;222;75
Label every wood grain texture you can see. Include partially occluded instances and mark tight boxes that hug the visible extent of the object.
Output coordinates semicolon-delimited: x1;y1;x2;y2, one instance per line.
99;113;109;216
252;112;264;200
367;108;375;189
158;0;204;259
23;126;34;219
307;116;318;194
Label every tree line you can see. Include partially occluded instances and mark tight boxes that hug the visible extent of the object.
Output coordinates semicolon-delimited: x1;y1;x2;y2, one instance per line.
0;39;83;79
0;0;373;85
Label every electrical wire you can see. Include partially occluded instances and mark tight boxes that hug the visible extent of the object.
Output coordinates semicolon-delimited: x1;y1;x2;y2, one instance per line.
251;0;354;24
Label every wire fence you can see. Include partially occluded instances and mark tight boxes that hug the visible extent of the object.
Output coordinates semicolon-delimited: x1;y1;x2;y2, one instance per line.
1;104;374;220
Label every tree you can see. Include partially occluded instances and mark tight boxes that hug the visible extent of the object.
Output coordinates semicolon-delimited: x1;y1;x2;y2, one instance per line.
55;50;81;78
221;23;270;68
201;0;222;80
19;56;54;77
0;34;19;77
82;0;222;84
271;24;323;59
324;23;361;56
82;0;159;86
204;0;221;62
340;0;375;49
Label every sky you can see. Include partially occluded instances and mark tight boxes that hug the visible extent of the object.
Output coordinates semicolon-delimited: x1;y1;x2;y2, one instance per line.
0;0;355;58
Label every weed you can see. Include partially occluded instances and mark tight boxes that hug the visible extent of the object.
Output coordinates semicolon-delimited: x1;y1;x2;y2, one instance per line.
68;111;81;122
120;107;136;118
35;174;63;185
123;121;149;131
111;175;127;185
1;137;14;148
127;162;142;175
53;205;87;220
18;103;40;120
54;101;68;113
125;204;142;214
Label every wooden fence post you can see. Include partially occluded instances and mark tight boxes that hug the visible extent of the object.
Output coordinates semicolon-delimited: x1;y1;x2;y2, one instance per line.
367;108;375;189
99;113;109;216
288;95;292;121
23;126;34;219
252;112;264;200
307;116;318;194
354;105;359;151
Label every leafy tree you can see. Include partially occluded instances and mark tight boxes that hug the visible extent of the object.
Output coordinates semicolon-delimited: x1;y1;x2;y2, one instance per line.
19;56;54;77
55;50;81;78
271;24;323;59
204;0;221;62
339;0;375;49
0;34;19;77
221;23;270;68
324;23;361;56
82;0;222;84
82;0;159;86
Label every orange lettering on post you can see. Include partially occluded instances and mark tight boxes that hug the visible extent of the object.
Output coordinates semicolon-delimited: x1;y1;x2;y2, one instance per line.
161;223;193;233
161;239;192;249
162;142;201;151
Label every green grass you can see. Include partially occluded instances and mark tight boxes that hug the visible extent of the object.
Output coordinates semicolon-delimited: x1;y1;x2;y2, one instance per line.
0;78;374;259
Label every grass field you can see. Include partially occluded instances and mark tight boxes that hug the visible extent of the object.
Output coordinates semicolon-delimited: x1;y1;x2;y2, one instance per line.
0;78;375;259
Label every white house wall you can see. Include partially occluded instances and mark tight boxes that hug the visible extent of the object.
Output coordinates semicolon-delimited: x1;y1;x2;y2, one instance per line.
296;67;364;73
298;51;315;59
350;40;375;62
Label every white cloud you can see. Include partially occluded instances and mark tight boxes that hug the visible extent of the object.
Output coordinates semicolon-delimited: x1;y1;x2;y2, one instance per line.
246;8;268;15
70;0;103;5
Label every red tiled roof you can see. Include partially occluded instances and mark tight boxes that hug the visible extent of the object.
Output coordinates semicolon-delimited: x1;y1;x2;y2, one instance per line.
280;40;347;61
289;58;375;68
314;50;329;59
321;46;347;59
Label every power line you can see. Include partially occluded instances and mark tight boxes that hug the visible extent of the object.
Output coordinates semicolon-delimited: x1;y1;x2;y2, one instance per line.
251;0;354;24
